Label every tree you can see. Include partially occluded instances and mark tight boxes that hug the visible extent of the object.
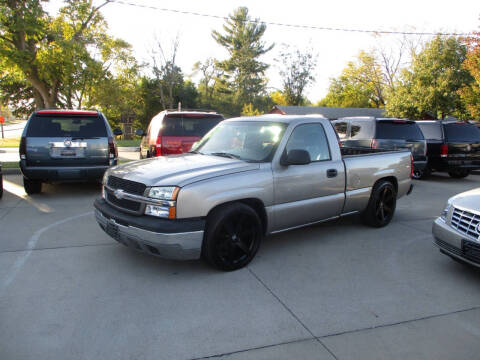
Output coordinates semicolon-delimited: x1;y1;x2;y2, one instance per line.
0;0;112;109
212;7;273;106
459;32;480;119
277;45;317;105
318;51;384;108
387;36;472;119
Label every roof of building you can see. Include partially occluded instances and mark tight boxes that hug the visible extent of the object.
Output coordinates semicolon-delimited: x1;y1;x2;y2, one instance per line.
270;105;387;119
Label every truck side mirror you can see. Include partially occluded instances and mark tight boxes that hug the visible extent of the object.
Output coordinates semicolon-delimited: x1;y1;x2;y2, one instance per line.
113;128;123;136
281;149;311;166
135;129;145;137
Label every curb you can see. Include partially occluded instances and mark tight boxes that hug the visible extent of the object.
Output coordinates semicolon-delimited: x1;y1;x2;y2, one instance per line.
118;147;140;152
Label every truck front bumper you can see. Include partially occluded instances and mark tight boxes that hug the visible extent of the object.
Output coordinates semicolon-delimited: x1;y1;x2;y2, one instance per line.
94;198;204;260
432;217;480;268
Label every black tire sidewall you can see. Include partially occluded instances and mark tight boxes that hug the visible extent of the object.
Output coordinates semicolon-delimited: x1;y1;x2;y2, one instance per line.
362;181;397;228
203;203;262;271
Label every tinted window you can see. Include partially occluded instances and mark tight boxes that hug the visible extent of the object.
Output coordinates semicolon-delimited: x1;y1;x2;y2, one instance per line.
285;124;330;161
162;116;223;137
417;122;442;140
333;121;348;139
376;121;424;140
444;123;480;142
27;115;107;137
350;120;375;139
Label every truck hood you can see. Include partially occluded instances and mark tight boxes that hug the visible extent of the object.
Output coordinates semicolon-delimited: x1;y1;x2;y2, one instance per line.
449;187;480;212
107;154;260;187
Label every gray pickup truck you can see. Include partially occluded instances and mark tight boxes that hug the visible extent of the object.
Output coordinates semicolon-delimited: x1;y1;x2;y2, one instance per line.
95;115;413;270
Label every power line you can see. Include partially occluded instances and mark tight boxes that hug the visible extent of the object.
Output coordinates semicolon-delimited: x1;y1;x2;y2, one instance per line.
107;0;472;37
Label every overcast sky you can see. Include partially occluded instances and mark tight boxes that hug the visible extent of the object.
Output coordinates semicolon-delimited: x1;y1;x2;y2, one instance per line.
47;0;480;102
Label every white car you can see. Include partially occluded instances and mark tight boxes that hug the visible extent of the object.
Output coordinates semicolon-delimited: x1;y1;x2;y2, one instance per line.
433;188;480;267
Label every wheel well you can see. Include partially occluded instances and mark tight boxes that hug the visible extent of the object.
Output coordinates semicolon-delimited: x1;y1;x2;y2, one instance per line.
206;199;268;235
375;176;398;194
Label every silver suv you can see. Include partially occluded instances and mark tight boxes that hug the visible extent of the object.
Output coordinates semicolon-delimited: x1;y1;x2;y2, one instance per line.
20;109;121;194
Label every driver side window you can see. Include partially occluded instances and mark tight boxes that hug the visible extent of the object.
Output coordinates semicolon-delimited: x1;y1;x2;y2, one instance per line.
285;124;331;162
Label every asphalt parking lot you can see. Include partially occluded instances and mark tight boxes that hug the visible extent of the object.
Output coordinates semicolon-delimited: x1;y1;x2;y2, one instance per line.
1;173;480;360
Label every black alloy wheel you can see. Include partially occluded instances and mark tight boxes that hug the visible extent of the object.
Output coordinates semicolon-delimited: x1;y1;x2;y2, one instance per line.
203;203;262;271
361;180;397;228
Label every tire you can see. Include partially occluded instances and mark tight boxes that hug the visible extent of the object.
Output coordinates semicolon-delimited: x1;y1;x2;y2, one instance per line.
412;166;430;180
448;169;470;178
202;203;263;271
0;174;3;199
361;180;397;228
23;177;42;195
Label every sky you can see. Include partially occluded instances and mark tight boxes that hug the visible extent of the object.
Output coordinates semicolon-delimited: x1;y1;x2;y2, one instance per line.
46;0;480;103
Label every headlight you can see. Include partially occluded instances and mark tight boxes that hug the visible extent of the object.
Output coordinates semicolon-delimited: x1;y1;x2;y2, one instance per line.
102;171;109;185
148;186;179;200
440;203;452;221
145;186;179;219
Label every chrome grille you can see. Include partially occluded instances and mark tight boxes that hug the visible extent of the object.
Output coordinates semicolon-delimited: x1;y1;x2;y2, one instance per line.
451;207;480;240
105;176;146;214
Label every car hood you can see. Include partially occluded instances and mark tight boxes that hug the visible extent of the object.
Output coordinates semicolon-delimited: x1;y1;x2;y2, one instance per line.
107;154;260;187
449;187;480;212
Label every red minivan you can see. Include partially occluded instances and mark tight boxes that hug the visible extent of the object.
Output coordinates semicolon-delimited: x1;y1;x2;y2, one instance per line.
139;110;224;158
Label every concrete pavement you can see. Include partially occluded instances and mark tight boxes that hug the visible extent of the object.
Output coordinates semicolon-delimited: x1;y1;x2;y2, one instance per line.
0;173;479;359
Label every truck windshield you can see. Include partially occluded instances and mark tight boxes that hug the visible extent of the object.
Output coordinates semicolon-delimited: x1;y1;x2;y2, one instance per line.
192;121;287;162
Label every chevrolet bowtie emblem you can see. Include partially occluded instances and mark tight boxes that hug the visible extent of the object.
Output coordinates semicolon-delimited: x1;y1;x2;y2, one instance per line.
113;189;125;200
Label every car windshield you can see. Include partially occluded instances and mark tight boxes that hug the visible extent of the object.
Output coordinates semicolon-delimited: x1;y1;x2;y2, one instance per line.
27;115;107;138
162;115;224;137
192;121;287;162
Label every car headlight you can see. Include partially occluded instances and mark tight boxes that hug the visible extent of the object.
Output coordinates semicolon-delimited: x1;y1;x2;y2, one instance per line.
440;202;452;221
147;186;179;200
145;186;179;219
102;171;109;185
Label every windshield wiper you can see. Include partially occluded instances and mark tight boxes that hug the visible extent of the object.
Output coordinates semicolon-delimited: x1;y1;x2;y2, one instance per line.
209;152;242;160
188;150;202;154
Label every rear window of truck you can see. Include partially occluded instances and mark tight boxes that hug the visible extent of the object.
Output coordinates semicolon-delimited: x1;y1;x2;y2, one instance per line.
417;122;442;140
27;115;107;137
162;115;223;137
443;123;480;142
376;121;424;140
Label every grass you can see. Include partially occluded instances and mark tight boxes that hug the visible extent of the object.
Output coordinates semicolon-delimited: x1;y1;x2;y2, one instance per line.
116;139;141;147
0;137;20;148
1;161;19;169
0;138;140;148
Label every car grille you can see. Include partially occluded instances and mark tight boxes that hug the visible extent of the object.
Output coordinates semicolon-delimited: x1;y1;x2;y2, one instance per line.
435;238;462;257
107;176;146;196
451;207;480;240
463;241;480;263
106;192;141;212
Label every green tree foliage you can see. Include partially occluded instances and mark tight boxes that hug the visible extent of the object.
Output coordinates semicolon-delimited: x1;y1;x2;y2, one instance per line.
387;36;472;119
0;0;140;120
277;45;317;105
459;32;480;119
212;7;273;107
318;51;384;108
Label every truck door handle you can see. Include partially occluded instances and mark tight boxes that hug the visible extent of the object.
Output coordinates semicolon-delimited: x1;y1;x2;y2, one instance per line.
327;169;338;178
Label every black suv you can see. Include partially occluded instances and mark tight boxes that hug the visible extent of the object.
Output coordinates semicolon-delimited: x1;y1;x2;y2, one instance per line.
332;117;427;178
20;109;121;194
416;120;480;178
